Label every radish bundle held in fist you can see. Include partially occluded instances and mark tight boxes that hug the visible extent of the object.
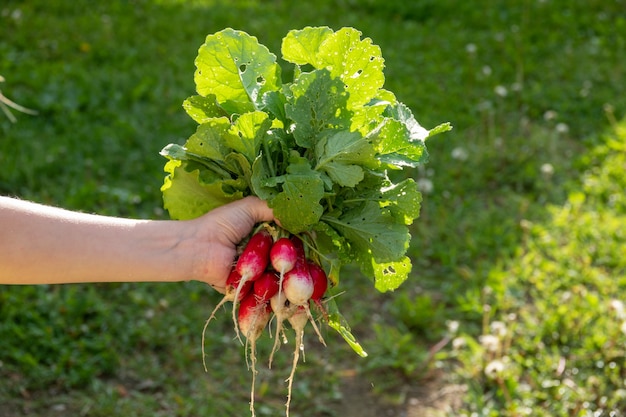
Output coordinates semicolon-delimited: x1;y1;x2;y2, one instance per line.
160;26;450;417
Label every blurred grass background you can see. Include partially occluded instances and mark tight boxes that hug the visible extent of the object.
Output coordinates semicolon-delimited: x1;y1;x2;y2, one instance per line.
1;1;626;416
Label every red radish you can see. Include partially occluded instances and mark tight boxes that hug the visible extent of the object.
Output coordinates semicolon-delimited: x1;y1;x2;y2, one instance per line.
235;229;273;280
282;264;314;306
270;236;299;329
307;260;330;324
239;293;272;345
201;268;252;371
289;235;306;265
225;269;255;301
270;237;298;275
270;237;298;309
269;235;311;365
308;261;328;302
285;305;309;417
238;293;272;417
226;268;243;286
232;228;273;342
253;271;280;303
281;262;327;348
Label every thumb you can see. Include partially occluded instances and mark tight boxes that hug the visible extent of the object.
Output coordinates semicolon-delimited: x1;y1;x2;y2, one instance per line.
239;196;274;224
212;196;274;245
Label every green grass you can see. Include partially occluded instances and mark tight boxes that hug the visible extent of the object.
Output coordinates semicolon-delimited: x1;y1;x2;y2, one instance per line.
440;120;626;416
1;0;626;416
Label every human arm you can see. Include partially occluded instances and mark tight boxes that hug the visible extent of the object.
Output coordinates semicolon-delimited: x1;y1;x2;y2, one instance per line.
0;196;274;290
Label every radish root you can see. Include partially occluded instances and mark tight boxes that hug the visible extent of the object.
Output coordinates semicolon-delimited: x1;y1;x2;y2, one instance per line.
285;307;308;417
231;276;252;344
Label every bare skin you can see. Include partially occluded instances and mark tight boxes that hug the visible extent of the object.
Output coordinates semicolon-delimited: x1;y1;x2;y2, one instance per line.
0;196;274;291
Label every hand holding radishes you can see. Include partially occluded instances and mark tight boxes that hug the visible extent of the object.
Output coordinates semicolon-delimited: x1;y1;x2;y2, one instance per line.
160;26;450;417
185;196;274;292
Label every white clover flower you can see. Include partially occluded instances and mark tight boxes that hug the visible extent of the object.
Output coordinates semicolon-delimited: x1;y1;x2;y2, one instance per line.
490;321;507;338
609;299;624;313
540;163;555;177
543;110;558;121
417;178;434;194
452;337;466;350
451;147;469;161
556;123;569;134
11;8;23;21
494;85;508;97
479;334;500;352
482;65;492;76
484;359;506;379
610;299;625;320
447;320;460;334
465;43;477;54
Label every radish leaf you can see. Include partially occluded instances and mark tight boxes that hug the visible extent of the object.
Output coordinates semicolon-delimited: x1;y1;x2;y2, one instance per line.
314;130;377;187
285;69;351;148
281;26;333;66
326;295;368;357
316;27;385;108
266;154;324;233
195;28;281;114
182;94;227;124
161;160;243;220
372;256;412;292
186;118;235;162
323;201;410;263
226;111;272;165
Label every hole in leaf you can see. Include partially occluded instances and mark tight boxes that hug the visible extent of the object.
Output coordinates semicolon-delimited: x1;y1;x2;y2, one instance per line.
256;75;265;84
384;266;396;275
239;64;247;73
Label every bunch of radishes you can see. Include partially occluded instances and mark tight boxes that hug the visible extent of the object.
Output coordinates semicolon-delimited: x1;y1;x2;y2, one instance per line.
202;224;329;417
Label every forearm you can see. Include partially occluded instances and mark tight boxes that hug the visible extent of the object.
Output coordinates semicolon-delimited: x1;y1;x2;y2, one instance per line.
0;197;194;285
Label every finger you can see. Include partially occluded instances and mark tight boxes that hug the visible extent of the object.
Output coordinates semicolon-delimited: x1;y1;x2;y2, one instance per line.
239;196;274;223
